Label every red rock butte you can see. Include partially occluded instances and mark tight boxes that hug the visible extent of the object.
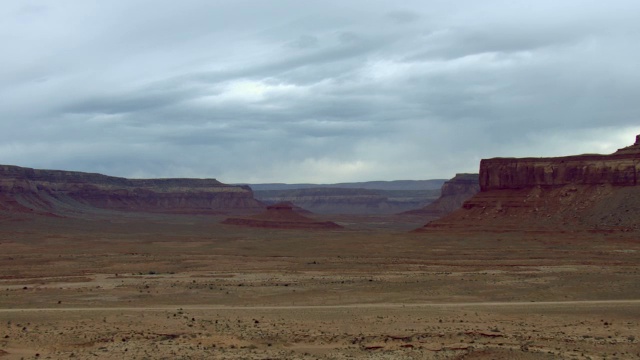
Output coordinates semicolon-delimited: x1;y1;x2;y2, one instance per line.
417;135;640;232
222;202;343;229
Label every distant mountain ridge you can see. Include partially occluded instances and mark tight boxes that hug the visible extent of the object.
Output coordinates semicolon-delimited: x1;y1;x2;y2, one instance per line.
253;180;440;215
243;179;446;191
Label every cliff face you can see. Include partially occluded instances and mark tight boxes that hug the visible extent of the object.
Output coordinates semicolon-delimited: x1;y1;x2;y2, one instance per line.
418;136;640;232
0;165;263;217
403;174;479;217
480;136;640;190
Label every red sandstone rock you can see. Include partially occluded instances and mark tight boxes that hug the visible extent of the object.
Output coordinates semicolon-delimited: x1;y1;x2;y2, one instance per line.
480;139;640;190
417;135;640;232
222;202;343;229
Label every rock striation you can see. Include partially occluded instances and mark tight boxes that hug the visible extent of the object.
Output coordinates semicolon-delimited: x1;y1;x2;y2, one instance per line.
222;202;343;229
402;174;479;217
480;137;640;190
417;135;640;232
0;164;263;217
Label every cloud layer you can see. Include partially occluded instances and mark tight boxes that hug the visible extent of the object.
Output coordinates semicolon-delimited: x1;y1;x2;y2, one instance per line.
2;0;640;183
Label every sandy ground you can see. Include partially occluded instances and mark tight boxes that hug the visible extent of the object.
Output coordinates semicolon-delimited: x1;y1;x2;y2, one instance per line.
1;214;639;359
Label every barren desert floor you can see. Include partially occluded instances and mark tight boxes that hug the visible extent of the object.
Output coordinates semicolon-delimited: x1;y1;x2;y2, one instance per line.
1;214;639;359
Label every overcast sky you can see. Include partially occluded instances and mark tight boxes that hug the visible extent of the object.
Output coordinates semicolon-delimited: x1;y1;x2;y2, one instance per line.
2;1;640;183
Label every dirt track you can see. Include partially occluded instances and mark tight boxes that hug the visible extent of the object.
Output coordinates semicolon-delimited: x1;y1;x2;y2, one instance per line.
2;299;640;312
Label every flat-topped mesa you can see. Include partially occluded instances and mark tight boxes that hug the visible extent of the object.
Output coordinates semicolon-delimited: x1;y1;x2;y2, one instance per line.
0;164;263;216
416;135;640;232
480;135;640;191
0;165;233;191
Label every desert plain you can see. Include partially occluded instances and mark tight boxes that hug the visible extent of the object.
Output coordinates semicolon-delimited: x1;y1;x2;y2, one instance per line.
1;212;639;359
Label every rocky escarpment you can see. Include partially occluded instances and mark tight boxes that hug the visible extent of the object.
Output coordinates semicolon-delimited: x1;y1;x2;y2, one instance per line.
222;202;343;229
480;135;640;190
418;135;640;232
0;165;263;218
402;174;479;217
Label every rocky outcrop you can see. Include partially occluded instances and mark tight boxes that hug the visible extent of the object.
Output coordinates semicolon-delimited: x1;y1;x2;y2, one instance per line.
0;165;263;217
222;202;343;229
402;174;479;217
417;135;640;232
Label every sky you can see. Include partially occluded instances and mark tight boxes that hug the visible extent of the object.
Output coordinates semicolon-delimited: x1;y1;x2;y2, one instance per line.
2;0;640;183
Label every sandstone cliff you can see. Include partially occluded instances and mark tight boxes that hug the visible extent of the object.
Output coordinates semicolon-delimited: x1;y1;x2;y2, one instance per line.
417;135;640;232
402;173;479;217
480;135;640;190
0;165;263;217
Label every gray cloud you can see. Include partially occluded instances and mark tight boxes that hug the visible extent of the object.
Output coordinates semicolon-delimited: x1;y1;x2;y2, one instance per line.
387;10;421;24
1;0;640;183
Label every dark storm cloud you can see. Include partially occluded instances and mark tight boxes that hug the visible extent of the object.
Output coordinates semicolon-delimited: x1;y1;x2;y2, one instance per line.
1;0;640;182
